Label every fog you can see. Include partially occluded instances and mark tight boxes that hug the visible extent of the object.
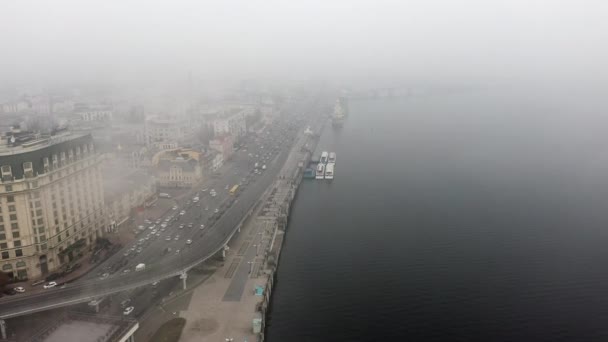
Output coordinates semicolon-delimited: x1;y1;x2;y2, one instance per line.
1;0;608;86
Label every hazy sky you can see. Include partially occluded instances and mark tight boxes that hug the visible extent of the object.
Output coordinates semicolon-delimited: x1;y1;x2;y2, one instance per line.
1;0;607;85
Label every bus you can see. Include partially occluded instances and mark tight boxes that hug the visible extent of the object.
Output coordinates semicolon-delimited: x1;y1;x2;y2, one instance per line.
229;184;239;195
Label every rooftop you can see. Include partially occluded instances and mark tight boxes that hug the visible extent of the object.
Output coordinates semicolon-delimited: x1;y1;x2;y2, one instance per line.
0;130;87;156
29;312;138;342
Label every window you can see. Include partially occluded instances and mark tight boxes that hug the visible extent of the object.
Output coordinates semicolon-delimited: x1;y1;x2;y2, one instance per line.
4;185;12;192
8;205;15;212
13;240;21;247
9;214;17;221
41;243;47;251
0;224;3;231
37;218;44;225
35;209;43;216
23;162;33;177
15;249;22;257
7;195;14;203
11;223;18;230
37;226;45;233
0;243;6;249
12;231;19;238
1;251;9;259
0;234;5;240
1;165;12;179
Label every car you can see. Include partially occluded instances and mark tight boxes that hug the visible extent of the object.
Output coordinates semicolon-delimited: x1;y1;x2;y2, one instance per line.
179;224;185;229
205;207;209;211
43;282;57;289
186;239;192;245
224;185;229;190
187;223;193;228
180;210;186;215
175;249;181;254
120;299;131;308
156;233;161;237
172;206;178;210
214;208;219;213
201;188;208;192
200;224;205;230
99;273;110;280
123;252;130;257
123;306;135;315
160;228;166;232
211;193;217;197
165;236;171;241
13;287;25;293
160;223;167;228
152;281;159;287
174;235;180;241
123;269;131;274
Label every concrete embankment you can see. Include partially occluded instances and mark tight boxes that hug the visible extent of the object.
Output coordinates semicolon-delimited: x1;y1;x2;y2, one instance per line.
173;117;323;342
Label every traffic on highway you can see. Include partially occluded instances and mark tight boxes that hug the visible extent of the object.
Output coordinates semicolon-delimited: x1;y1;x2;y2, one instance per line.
0;103;312;320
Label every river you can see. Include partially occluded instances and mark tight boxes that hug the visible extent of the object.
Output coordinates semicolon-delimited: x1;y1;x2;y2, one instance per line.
266;86;608;341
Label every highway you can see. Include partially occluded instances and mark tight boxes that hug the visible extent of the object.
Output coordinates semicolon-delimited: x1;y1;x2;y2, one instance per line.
0;104;314;320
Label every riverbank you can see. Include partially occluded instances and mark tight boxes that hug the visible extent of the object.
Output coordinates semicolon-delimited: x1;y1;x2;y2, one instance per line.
160;115;324;342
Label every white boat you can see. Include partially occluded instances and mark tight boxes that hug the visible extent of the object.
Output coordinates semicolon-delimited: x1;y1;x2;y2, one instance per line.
325;163;335;180
328;152;336;163
320;151;329;164
315;163;325;179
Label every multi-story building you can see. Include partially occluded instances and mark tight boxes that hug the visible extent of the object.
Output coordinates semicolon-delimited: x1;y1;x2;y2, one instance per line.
74;103;113;122
211;109;248;142
209;135;234;161
154;149;202;188
144;116;191;148
0;131;105;280
104;167;156;232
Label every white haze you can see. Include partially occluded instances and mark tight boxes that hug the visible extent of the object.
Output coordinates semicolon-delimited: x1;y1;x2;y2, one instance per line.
1;0;607;86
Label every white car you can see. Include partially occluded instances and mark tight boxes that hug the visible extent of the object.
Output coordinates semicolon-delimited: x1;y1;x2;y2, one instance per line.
123;306;135;315
180;210;186;215
14;287;25;293
186;239;192;245
175;249;181;254
174;235;180;241
165;236;171;241
43;282;57;289
200;224;205;230
172;206;178;210
214;208;219;213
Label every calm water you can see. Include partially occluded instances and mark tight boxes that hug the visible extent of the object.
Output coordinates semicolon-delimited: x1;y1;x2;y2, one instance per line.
266;87;608;341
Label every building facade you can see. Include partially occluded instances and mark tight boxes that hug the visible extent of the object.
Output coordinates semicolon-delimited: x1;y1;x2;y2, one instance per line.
104;168;156;232
209;135;234;161
211;110;247;141
0;132;105;280
75;104;113;122
155;150;202;188
144;117;191;147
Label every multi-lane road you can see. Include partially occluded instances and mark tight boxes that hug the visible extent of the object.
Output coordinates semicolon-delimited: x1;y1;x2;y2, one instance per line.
0;105;315;320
